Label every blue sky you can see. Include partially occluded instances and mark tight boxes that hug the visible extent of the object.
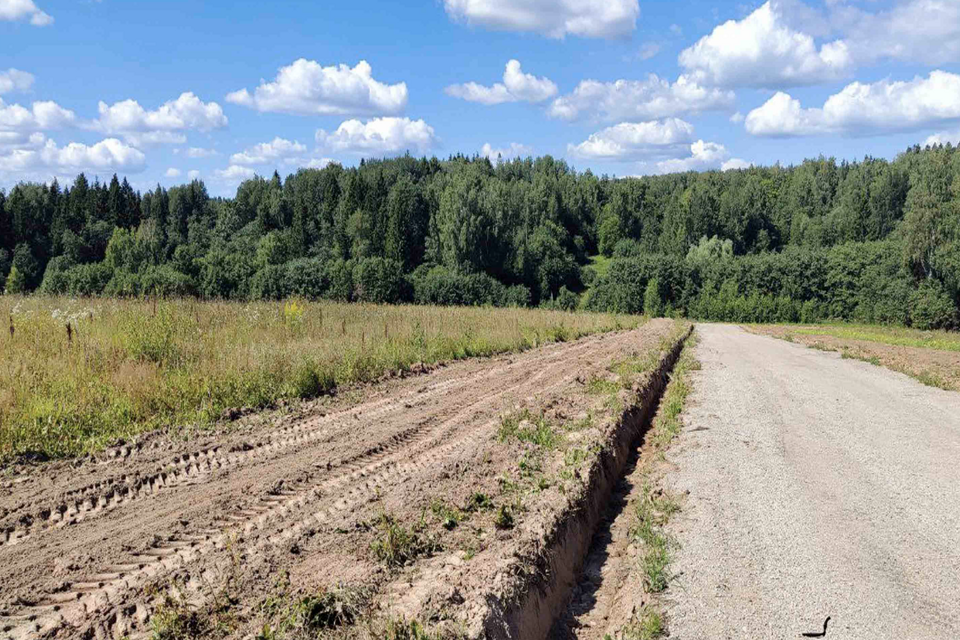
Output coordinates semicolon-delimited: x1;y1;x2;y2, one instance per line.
2;0;959;195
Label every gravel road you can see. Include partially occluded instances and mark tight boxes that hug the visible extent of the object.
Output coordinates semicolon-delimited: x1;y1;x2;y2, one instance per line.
664;324;960;640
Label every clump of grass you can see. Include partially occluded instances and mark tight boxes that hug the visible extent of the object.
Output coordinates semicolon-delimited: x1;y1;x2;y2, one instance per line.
497;409;560;449
370;513;440;567
257;580;367;640
494;504;515;530
464;492;493;513
586;376;620;396
916;370;951;390
631;485;679;593
612;606;665;640
430;499;462;530
379;617;447;640
0;296;640;463
150;588;211;640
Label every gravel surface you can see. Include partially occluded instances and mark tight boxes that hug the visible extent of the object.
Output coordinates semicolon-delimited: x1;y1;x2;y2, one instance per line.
664;324;960;640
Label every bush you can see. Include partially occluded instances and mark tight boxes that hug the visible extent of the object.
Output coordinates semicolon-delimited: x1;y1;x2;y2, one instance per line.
353;257;406;304
643;278;663;318
541;286;578;312
61;263;113;296
910;279;958;330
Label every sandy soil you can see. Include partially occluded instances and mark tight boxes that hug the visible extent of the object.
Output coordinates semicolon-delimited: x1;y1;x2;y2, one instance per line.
664;325;960;639
0;319;683;640
752;325;960;391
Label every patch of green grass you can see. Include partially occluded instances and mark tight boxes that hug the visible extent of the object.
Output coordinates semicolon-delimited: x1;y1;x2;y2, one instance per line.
430;499;463;531
586;254;613;279
370;513;440;568
612;606;666;640
586;375;620;396
497;409;560;449
916;370;952;390
494;504;515;530
464;492;493;513
256;581;367;640
0;296;641;463
792;324;960;352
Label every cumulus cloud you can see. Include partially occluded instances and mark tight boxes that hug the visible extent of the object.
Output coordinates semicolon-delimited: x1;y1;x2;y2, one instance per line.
92;93;227;143
315;117;437;155
227;59;407;117
0;136;146;174
187;169;201;180
568;119;696;161
165;167;181;178
548;74;734;123
0;98;76;131
836;0;960;67
679;1;852;88
0;0;53;26
442;0;638;39
230;138;307;165
745;70;960;137
446;60;557;105
650;140;747;174
213;165;256;182
0;69;33;95
636;43;661;61
481;142;533;161
186;147;217;158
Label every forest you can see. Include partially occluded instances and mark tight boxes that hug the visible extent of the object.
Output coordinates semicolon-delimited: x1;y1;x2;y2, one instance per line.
1;143;958;329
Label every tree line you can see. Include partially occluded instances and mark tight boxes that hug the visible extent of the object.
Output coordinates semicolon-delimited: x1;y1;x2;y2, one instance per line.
1;144;958;329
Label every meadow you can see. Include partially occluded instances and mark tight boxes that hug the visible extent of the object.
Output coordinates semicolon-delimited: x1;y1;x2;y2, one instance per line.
0;296;639;463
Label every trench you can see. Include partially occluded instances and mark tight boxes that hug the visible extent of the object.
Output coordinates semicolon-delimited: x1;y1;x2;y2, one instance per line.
483;326;692;640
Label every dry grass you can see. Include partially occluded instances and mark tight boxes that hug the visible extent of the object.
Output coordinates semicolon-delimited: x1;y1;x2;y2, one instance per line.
0;296;640;462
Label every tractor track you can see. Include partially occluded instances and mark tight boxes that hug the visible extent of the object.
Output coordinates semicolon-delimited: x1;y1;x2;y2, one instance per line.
0;324;674;640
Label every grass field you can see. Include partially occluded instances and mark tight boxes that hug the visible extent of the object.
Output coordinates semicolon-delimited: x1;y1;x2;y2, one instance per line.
787;324;960;352
0;296;640;463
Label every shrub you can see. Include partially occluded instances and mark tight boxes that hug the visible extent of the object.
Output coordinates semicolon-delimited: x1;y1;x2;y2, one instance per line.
353;257;406;304
644;278;663;318
910;279;958;330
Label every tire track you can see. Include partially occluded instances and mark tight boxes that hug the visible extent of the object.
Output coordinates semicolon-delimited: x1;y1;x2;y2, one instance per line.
0;338;599;550
0;331;633;640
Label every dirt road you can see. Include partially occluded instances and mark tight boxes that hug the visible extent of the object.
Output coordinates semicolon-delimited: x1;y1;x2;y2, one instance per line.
0;320;682;639
665;324;960;639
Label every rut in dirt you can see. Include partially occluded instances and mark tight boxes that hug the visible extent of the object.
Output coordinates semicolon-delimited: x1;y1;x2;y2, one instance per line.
542;332;689;640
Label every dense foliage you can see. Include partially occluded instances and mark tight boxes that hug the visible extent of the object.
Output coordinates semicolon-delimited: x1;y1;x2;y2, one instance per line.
2;144;958;328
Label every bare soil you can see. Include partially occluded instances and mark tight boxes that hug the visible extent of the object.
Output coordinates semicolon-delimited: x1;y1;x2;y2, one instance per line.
0;319;687;640
751;325;960;391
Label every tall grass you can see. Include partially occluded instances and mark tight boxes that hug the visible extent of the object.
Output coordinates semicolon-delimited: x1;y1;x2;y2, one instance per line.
790;324;960;352
0;296;640;462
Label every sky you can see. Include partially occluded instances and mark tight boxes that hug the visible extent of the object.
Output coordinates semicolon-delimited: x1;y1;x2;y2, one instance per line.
1;0;959;196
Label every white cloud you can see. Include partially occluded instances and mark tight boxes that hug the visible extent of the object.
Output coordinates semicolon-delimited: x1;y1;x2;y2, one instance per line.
213;165;256;181
230;137;307;165
637;43;661;61
187;169;201;180
721;158;753;171
0;98;76;131
481;142;533;161
92;93;227;143
446;60;557;105
315;117;437;155
442;0;639;39
651;140;746;174
679;1;852;88
568;118;696;161
729;111;744;124
165;167;181;178
0;0;53;26
186;147;217;158
300;158;334;169
0;69;33;95
226;59;407;117
746;71;960;137
837;0;960;67
0;136;146;174
548;74;734;123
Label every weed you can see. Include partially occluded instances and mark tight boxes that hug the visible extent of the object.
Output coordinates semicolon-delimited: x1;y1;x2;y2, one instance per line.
464;492;493;512
497;410;560;449
586;376;620;396
616;606;665;640
494;504;515;530
916;370;951;390
430;499;462;530
564;447;588;467
370;513;440;567
150;587;210;640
